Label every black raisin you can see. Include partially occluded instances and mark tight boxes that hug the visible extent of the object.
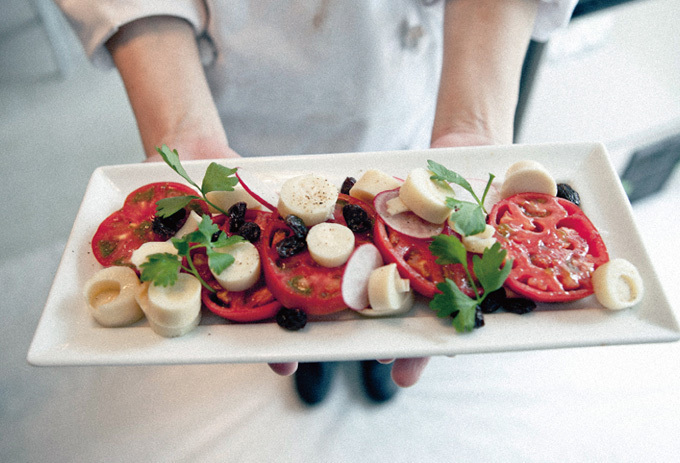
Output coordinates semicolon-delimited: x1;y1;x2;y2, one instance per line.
556;183;581;206
276;235;307;258
228;202;247;232
284;215;308;238
340;176;357;195
503;298;536;315
152;208;187;240
480;288;506;314
342;204;371;233
211;230;223;242
238;221;261;243
276;307;308;331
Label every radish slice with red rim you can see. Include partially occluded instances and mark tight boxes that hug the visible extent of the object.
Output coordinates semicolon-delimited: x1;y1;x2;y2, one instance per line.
342;243;384;311
373;189;444;239
235;168;279;210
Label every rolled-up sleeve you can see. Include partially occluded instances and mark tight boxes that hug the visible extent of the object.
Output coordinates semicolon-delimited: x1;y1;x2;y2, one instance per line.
55;0;208;68
532;0;579;42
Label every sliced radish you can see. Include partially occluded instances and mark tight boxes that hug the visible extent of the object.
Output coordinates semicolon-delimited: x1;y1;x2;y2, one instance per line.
235;167;279;211
341;243;384;311
450;178;501;211
373;189;444;239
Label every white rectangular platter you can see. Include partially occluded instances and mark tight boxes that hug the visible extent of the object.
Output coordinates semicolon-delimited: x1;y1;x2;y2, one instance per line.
28;143;680;366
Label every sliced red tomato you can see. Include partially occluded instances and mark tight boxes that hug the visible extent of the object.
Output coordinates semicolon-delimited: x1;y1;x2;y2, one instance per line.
91;182;207;267
194;209;282;322
261;194;376;315
373;220;475;299
488;192;609;303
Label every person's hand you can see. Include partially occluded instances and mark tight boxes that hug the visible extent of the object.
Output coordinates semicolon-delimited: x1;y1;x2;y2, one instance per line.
145;132;240;162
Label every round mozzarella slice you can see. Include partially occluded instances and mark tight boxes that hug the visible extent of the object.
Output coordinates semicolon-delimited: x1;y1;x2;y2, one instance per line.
210;241;261;291
592;258;644;310
306;222;355;268
363;263;414;316
398;167;452;224
500;160;557;199
136;273;202;337
277;174;339;226
83;266;144;327
130;241;178;271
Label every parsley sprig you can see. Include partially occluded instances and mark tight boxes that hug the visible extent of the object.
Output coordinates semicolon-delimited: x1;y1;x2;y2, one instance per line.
427;160;495;237
429;235;512;332
154;144;239;217
139;214;244;291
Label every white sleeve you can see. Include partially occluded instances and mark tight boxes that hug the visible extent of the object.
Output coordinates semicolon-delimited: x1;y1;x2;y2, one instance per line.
532;0;580;42
54;0;208;68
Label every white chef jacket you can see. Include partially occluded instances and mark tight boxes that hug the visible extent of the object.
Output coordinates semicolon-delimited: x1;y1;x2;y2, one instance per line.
56;0;578;157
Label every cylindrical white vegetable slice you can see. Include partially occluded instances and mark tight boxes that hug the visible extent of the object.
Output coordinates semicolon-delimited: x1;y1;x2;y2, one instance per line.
349;169;403;203
130;241;178;271
398;167;452;224
592;258;644;310
500;160;557;198
460;224;497;254
363;263;414;317
83;266;144;327
136;273;202;337
210;241;261;291
172;210;203;239
277;174;339;226
342;243;384;310
306;222;355;268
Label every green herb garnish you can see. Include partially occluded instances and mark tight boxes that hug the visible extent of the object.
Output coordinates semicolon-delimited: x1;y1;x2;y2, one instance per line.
154;144;239;217
139;214;244;291
427;160;495;236
428;233;512;333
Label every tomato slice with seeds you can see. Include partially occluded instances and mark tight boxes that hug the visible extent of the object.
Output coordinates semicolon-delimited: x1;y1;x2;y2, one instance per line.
373;220;475;299
261;194;376;315
196;209;282;322
91;182;208;267
488;192;609;303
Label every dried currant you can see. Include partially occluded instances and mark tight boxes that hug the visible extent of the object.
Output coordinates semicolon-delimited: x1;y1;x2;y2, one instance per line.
228;201;247;232
340;176;357;195
556;183;581;206
276;235;307;258
284;215;308;238
276;307;308;331
480;288;506;314
342;204;370;233
152;208;187;240
503;298;536;315
238;221;261;243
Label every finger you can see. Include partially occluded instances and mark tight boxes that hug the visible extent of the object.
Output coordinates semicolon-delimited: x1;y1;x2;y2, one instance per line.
377;358;395;364
391;357;430;388
268;362;298;376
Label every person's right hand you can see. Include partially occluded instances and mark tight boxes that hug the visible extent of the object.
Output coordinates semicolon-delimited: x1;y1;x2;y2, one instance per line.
144;132;240;163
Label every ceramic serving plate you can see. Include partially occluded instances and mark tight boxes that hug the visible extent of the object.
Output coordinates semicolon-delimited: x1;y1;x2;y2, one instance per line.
27;143;679;366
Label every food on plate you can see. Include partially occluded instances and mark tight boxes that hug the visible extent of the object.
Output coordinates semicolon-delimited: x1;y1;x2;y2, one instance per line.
83;266;144;327
592;258;644;310
349;169;402;203
399;167;453;224
364;263;414;316
499;160;557;198
487;192;609;303
209;240;261;291
460;224;497;254
306;222;355;268
136;273;202;337
277;174;339;226
84;145;643;338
